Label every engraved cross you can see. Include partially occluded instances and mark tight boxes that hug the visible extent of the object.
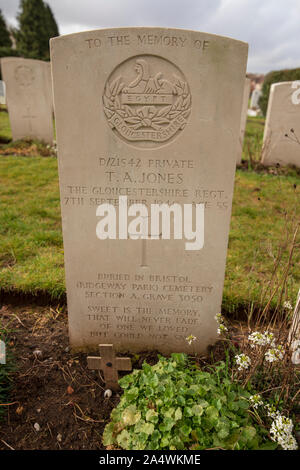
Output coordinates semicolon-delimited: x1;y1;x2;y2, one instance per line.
22;106;37;132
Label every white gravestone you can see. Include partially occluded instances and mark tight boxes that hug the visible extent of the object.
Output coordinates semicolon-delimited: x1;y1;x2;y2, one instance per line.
51;28;248;354
0;80;6;105
250;87;262;109
0;340;6;365
262;81;300;167
1;57;54;144
288;290;300;365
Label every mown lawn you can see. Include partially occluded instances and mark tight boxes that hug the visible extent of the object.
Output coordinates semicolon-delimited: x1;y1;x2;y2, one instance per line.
242;116;265;164
0;156;64;299
0;109;12;142
0;151;299;314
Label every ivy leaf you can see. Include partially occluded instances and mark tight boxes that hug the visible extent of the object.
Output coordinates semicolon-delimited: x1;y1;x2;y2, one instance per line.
146;409;159;423
164;407;175;418
159;417;175;432
102;422;115;447
174;407;182;421
126;386;139;402
122;405;141;426
241;426;257;443
177;395;185;406
192;405;204;416
217;425;230;440
180;423;192;437
116;429;131;449
139;422;155;436
161;435;170;447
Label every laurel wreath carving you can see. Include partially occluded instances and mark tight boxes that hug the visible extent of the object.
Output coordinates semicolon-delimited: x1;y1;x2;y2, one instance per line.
103;75;191;131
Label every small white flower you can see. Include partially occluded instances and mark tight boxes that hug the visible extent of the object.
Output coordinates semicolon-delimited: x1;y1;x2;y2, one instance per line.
249;394;264;409
270;415;293;436
269;414;298;450
248;331;276;347
265;345;284;363
217;324;228;335
265;404;281;419
279;434;298;450
283;301;293;310
186;334;196;345
214;313;224;324
235;354;251;371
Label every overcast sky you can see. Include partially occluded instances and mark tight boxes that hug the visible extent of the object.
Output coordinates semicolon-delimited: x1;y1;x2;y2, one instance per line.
1;0;299;73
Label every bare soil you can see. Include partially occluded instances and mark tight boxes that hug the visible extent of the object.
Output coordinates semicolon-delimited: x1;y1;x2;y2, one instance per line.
0;304;160;450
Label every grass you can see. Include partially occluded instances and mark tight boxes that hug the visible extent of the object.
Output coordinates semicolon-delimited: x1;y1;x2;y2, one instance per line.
224;170;300;314
0;156;64;299
242;116;265;164
0;109;12;142
0;117;299;315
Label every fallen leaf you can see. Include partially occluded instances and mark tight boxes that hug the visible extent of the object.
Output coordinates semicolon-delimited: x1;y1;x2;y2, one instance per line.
16;406;24;415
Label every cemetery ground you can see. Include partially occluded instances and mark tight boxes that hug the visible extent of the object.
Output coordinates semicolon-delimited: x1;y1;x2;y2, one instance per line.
0;108;300;450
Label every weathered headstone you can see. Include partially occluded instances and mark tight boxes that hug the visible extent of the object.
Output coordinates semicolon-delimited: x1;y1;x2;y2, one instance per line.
288;290;300;365
0;80;6;105
50;28;248;354
0;340;6;365
250;86;262;110
87;344;132;390
262;81;300;167
0;58;53;144
237;77;251;164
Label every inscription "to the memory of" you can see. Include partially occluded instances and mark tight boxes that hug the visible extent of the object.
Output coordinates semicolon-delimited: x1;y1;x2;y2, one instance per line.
85;34;210;51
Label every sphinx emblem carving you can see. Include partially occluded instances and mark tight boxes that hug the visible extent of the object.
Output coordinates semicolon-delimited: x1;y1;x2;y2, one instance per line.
103;55;192;147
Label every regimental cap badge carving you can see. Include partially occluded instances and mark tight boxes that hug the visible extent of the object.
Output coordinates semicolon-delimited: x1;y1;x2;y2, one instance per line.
103;55;192;148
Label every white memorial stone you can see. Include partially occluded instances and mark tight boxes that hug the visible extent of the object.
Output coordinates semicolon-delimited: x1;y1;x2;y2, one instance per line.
262;81;300;167
0;80;6;105
1;57;53;144
250;86;262;109
288;290;300;365
51;28;248;354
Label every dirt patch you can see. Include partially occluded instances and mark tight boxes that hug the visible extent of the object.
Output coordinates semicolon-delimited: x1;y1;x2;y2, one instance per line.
0;304;217;450
0;305;140;450
1;304;297;450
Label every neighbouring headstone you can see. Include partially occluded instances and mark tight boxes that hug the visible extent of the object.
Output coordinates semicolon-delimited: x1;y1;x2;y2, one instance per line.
0;340;6;365
51;28;248;354
0;57;53;144
87;344;132;390
237;77;251;164
250;86;262;110
262;81;300;167
0;80;6;105
288;290;300;365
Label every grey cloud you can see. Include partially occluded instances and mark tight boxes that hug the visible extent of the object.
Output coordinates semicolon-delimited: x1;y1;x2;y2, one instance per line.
0;0;299;73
